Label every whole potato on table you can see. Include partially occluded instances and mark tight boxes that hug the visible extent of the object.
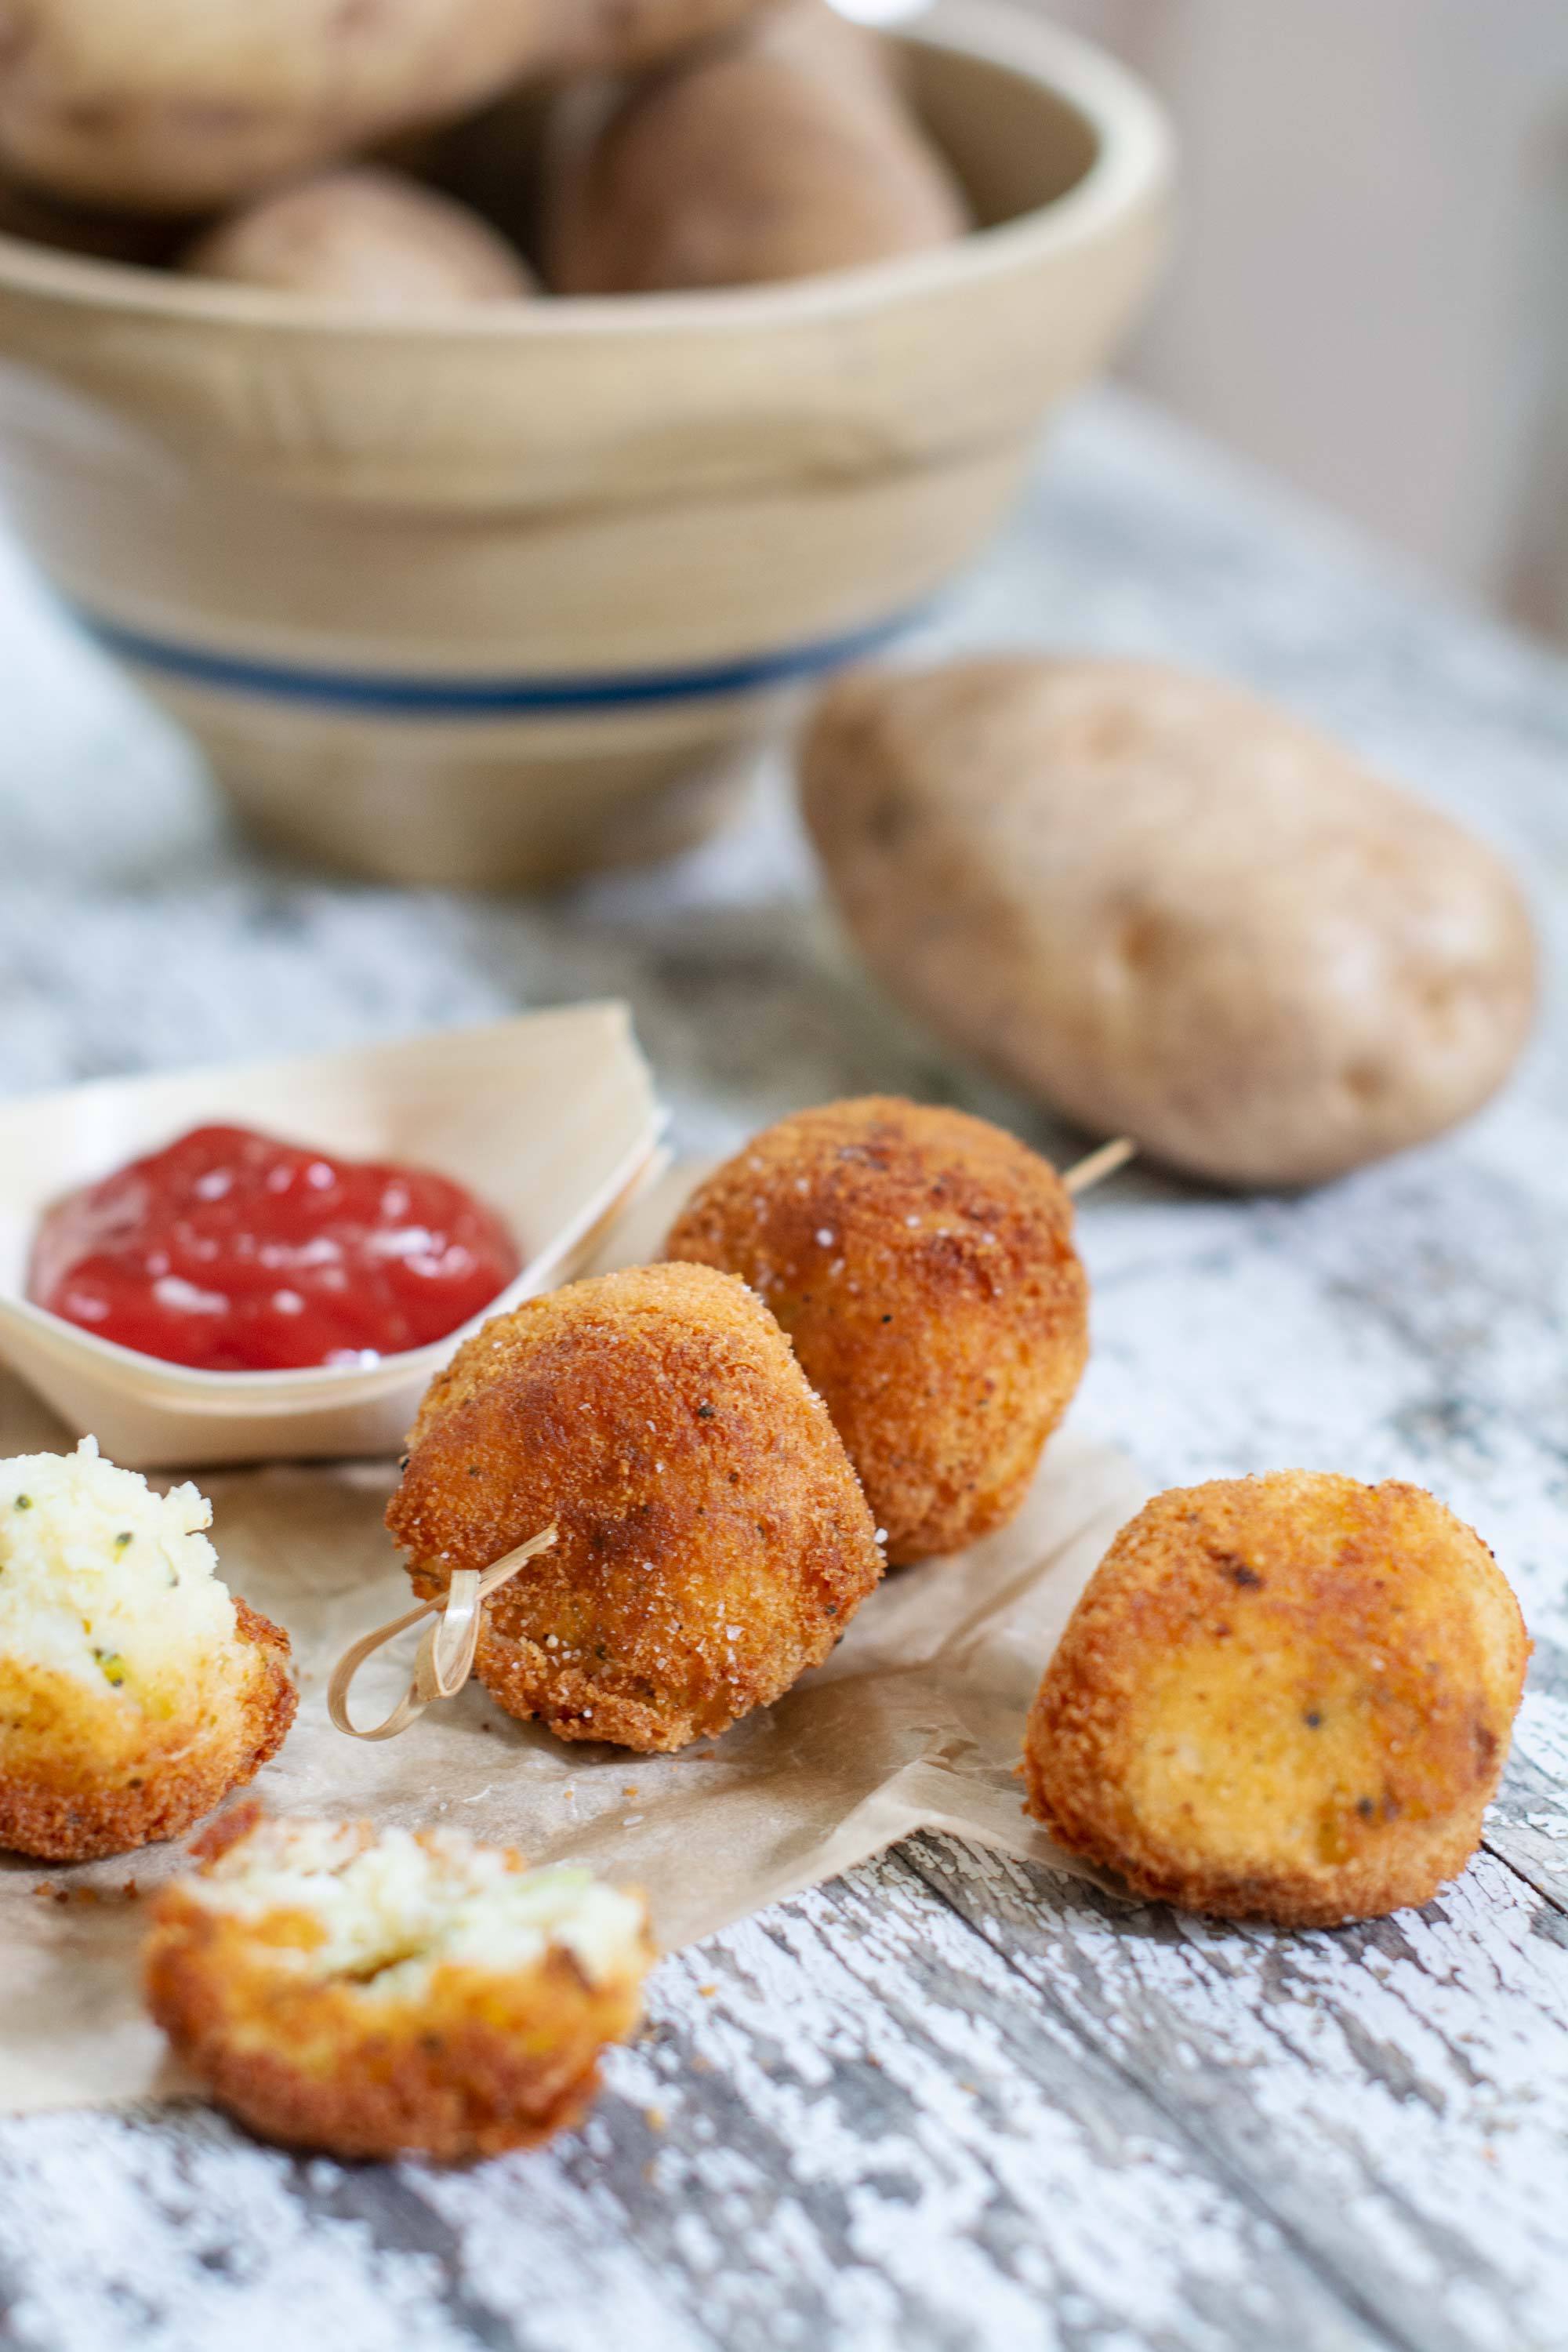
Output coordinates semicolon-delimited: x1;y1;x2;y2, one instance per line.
183;166;533;304
801;657;1537;1189
544;0;970;294
0;0;784;215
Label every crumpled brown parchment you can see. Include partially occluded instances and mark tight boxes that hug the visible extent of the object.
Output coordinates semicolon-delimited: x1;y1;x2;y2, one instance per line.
0;1171;1148;2115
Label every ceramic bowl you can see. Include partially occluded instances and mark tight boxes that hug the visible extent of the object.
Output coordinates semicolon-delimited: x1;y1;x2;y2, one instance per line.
0;1005;663;1468
0;0;1171;891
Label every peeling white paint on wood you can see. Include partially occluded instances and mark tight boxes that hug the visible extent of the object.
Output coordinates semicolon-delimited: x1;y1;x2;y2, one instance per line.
909;1836;1568;2352
0;389;1564;2350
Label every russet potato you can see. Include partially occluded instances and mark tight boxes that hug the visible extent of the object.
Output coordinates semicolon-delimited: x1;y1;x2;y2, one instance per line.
0;0;786;214
544;0;969;295
183;166;533;304
801;656;1537;1188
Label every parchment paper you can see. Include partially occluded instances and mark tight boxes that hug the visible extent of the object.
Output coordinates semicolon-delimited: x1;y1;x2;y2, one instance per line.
0;1171;1150;2117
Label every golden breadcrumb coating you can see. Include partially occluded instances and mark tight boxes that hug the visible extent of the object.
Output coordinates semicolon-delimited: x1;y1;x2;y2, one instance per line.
145;1807;654;2161
385;1261;883;1752
0;1595;295;1862
0;1440;295;1861
1023;1472;1530;1926
666;1097;1089;1563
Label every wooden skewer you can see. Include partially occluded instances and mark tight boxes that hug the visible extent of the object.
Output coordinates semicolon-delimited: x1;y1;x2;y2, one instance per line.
1062;1136;1137;1196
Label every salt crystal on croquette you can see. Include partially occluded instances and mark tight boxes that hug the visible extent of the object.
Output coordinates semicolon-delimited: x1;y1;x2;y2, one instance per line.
145;1812;654;2161
0;1439;295;1860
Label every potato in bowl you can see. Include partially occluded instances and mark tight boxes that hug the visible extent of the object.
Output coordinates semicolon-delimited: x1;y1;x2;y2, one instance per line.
0;5;1172;888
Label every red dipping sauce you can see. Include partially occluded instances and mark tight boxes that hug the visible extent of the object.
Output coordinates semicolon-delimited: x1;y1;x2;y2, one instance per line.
28;1124;521;1373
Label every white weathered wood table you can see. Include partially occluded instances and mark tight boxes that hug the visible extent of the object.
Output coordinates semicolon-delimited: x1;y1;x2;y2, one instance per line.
0;389;1564;2352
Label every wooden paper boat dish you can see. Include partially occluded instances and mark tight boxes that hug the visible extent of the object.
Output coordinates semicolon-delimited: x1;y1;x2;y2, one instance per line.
0;1004;662;1466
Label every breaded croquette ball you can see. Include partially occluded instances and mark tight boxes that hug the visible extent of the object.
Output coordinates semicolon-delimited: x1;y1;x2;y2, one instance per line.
385;1261;883;1752
0;1439;295;1861
666;1097;1089;1563
145;1809;654;2161
1023;1472;1530;1926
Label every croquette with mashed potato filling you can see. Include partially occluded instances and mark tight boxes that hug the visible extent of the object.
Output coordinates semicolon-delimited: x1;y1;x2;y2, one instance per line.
666;1097;1089;1563
145;1808;654;2160
386;1261;884;1753
1023;1471;1529;1926
0;1439;295;1861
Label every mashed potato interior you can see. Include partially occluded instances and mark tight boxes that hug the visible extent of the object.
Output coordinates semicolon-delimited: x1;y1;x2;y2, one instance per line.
0;1437;239;1700
188;1817;647;1998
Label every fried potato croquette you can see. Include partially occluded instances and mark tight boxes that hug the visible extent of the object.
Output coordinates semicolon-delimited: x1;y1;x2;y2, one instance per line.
385;1261;883;1752
1024;1472;1530;1926
666;1098;1089;1564
0;1439;295;1861
144;1808;653;2161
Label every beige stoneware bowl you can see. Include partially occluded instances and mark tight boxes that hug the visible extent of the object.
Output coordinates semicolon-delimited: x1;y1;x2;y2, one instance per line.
0;1005;663;1468
0;0;1171;890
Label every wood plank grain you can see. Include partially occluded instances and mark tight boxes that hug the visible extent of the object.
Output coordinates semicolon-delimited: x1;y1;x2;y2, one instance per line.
1483;1629;1568;1912
0;2103;483;2352
0;1849;1390;2352
423;1848;1393;2352
906;1833;1568;2352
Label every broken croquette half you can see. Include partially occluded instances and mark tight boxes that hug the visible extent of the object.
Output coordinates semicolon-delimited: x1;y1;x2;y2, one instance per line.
0;1438;295;1861
143;1806;655;2161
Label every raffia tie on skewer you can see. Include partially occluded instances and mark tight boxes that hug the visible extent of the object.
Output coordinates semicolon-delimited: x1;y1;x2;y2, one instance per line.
328;1526;557;1743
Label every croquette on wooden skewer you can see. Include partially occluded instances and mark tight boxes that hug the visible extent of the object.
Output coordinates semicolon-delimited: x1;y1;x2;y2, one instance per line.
667;1097;1091;1564
386;1261;884;1754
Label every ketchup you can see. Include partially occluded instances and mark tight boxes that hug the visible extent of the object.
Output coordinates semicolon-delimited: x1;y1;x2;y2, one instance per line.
28;1124;521;1372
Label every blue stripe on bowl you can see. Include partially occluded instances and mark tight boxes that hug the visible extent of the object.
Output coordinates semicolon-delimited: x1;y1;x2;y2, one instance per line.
71;601;926;716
